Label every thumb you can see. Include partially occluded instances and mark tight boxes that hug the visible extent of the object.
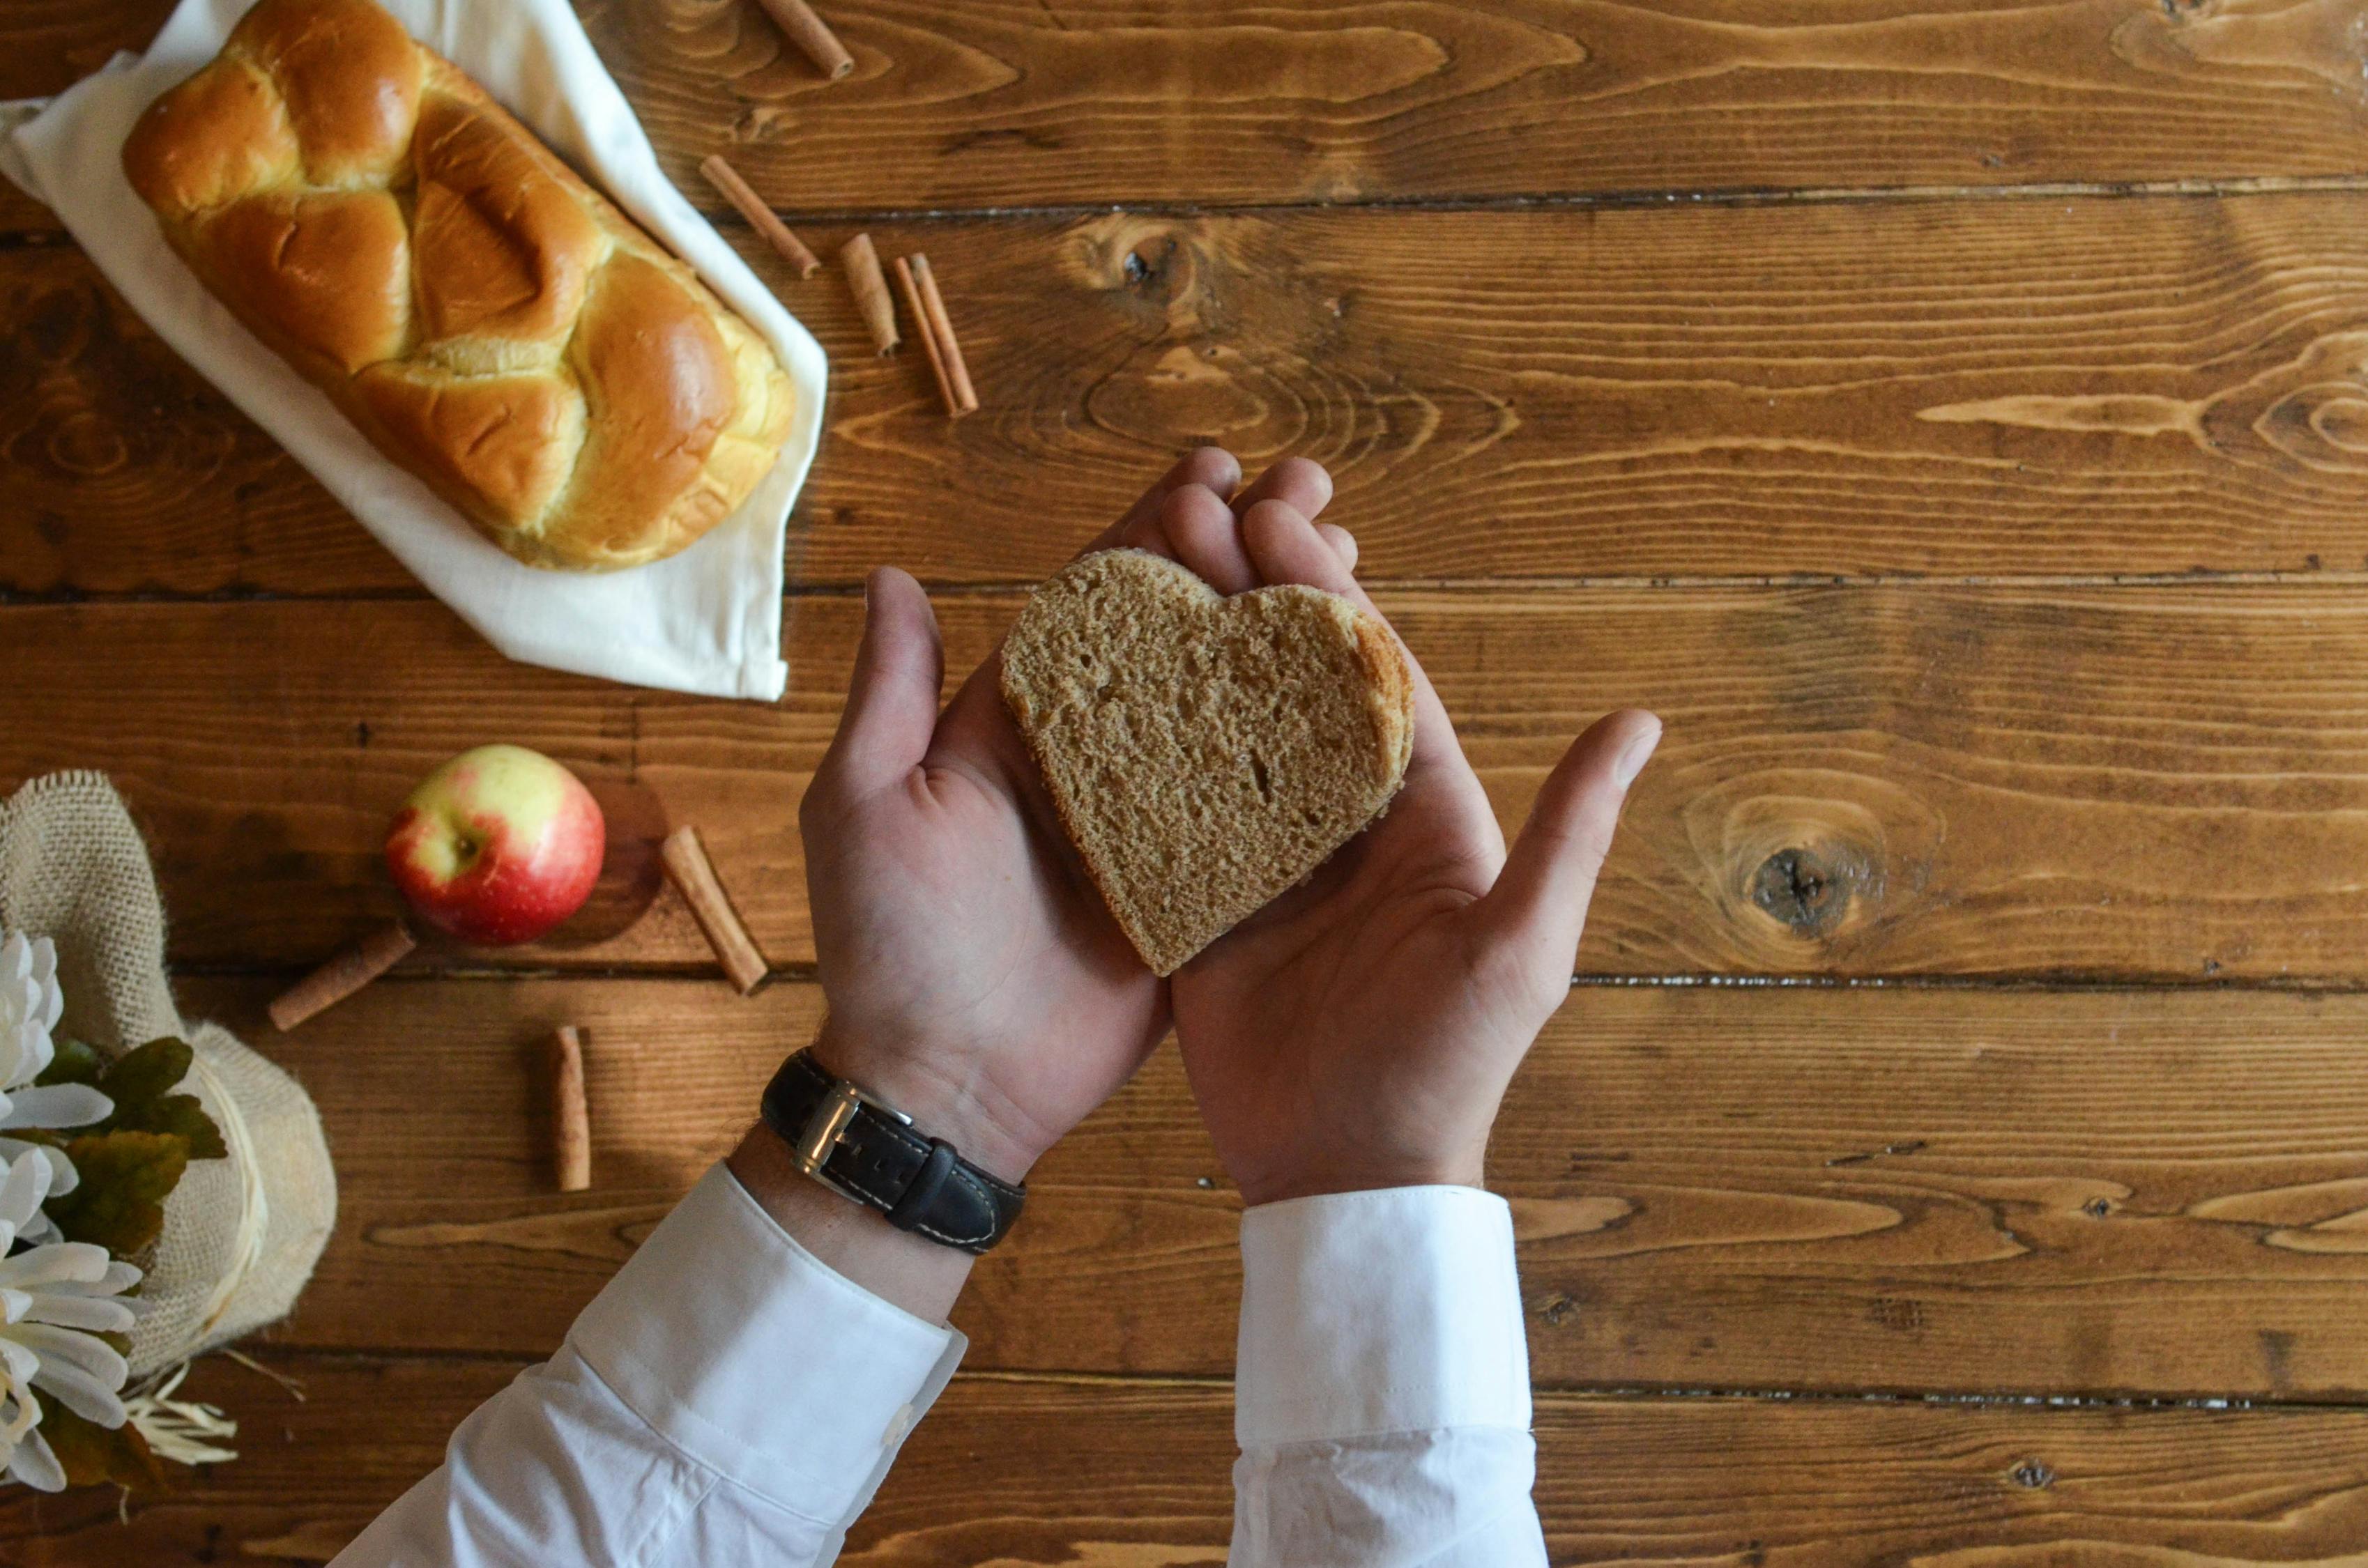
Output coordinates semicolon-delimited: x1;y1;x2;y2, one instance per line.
1469;709;1660;982
819;567;945;798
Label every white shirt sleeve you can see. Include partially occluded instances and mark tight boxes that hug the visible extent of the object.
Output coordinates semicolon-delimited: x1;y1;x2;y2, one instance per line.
1230;1186;1548;1568
329;1163;965;1568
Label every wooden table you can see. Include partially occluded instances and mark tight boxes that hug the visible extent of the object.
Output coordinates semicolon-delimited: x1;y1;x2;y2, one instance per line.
7;0;2368;1559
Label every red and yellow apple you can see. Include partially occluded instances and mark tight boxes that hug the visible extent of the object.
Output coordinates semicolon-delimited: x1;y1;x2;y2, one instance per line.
385;744;604;946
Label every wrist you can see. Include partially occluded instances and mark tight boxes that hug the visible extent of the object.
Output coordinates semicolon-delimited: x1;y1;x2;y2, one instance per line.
805;1017;1047;1185
726;1125;974;1322
1233;1149;1488;1210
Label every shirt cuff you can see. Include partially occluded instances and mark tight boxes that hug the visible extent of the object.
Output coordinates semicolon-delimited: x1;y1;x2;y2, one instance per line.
567;1163;965;1525
1235;1185;1531;1448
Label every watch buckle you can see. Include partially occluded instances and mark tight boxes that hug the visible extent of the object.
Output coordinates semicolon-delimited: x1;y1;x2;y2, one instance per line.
788;1072;915;1192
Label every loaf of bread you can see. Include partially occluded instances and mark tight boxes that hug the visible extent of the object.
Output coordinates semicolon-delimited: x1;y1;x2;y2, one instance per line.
120;0;795;572
1002;549;1414;975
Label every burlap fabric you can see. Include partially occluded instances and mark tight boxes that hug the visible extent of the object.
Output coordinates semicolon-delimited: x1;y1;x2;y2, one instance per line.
0;771;335;1378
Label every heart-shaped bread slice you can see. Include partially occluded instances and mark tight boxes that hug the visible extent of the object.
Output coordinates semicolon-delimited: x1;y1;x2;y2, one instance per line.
1002;549;1415;975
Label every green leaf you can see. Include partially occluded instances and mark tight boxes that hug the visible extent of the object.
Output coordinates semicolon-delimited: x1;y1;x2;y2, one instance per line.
36;1393;166;1491
38;1038;229;1161
43;1132;188;1256
105;1093;227;1162
35;1038;103;1089
103;1040;225;1160
96;1040;193;1109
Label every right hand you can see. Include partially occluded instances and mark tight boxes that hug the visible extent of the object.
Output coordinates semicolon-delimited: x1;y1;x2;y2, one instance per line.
1126;470;1663;1206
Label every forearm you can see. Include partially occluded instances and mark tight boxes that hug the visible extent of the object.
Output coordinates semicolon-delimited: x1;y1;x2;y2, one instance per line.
726;1121;975;1324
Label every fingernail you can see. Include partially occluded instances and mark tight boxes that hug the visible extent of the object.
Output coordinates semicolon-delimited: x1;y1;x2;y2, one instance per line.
1612;722;1661;790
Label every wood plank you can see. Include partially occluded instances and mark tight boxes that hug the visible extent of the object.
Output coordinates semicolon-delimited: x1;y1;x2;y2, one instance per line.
182;975;2368;1399
0;0;169;103
14;191;2368;594
16;581;2368;983
0;1353;508;1567
0;0;170;237
605;0;2368;203
14;0;2368;223
7;1355;2365;1565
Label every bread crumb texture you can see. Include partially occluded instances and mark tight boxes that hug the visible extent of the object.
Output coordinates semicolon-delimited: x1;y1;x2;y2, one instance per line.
1002;550;1414;974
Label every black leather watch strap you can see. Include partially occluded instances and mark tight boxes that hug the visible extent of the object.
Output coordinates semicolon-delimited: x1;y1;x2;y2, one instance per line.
759;1050;1026;1254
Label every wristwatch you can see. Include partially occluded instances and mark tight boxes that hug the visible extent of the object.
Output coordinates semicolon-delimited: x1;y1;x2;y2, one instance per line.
759;1049;1026;1254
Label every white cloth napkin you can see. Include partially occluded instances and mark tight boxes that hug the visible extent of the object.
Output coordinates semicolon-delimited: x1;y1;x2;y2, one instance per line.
0;0;825;701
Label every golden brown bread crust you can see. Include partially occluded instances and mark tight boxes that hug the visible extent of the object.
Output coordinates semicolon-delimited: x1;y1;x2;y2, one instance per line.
1347;611;1416;786
120;0;795;571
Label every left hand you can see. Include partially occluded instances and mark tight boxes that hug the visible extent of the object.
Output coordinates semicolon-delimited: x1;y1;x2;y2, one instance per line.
1122;464;1661;1206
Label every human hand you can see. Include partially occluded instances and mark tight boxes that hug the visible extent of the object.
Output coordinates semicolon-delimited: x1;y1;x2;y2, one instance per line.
788;449;1254;1183
1126;464;1662;1206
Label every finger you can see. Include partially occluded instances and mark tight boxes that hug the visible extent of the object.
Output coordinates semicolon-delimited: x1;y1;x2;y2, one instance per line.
1115;481;1239;567
1085;448;1242;558
1240;498;1460;773
1232;456;1334;525
1122;486;1350;592
1159;482;1262;594
1317;522;1358;574
1469;709;1661;979
818;567;946;798
1115;505;1182;562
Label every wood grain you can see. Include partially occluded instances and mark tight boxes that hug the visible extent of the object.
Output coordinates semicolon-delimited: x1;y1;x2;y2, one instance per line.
13;0;2368;224
17;583;2368;983
7;1354;2366;1565
171;976;2368;1399
609;0;2368;205
9;0;2363;1546
15;192;2368;594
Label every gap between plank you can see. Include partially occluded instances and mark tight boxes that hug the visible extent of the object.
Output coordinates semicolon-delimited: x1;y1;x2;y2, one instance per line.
732;171;2368;224
222;1349;2368;1414
7;171;2368;254
12;569;2368;610
169;961;2368;996
10;171;2368;249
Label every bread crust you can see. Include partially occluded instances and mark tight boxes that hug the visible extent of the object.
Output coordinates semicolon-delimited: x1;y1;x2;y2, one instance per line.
121;0;795;572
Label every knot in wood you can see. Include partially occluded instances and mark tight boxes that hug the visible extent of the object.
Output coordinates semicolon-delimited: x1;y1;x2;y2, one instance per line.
1752;845;1856;937
1113;233;1186;302
2010;1458;2056;1489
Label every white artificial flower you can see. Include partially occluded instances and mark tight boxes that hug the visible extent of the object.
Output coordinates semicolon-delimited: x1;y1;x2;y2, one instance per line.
0;933;114;1242
0;1152;142;1491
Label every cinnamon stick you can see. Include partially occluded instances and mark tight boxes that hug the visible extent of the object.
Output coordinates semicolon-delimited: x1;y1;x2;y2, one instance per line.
549;1026;591;1192
699;155;820;277
659;825;770;994
908;254;979;415
892;255;960;416
269;919;415;1031
839;233;899;355
752;0;854;79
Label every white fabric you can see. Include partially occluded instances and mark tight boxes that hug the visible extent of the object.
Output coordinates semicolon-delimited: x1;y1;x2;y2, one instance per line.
332;1166;965;1567
0;0;825;702
326;1171;1544;1568
1232;1187;1548;1567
